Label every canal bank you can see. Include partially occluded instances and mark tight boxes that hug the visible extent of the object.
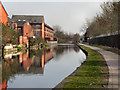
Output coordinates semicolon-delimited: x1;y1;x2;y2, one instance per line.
54;44;109;89
80;44;119;88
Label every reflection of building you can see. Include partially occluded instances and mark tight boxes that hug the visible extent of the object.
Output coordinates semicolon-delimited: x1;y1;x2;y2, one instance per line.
0;1;8;25
2;47;54;89
0;80;7;90
44;48;54;63
3;48;54;73
19;51;34;71
18;48;54;72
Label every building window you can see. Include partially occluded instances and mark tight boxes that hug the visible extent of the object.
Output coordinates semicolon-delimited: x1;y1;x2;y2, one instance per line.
34;20;37;22
18;28;21;31
36;25;41;29
17;28;22;35
18;19;21;21
13;24;16;29
28;19;31;22
36;31;40;35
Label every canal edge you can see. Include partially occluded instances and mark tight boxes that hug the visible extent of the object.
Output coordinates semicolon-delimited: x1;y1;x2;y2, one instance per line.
53;44;88;89
53;44;109;89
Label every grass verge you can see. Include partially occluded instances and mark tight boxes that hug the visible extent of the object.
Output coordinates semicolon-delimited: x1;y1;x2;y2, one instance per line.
62;45;109;88
87;44;120;55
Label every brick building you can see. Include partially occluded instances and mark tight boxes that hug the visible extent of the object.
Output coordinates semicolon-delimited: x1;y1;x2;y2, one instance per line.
8;15;54;45
0;1;8;25
44;24;54;41
10;15;45;38
7;18;18;32
9;15;54;39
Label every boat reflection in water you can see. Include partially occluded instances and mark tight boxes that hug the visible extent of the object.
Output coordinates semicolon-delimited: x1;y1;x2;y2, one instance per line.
2;47;54;89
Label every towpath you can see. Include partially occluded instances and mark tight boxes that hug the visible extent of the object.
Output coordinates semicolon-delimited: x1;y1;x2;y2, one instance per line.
80;44;119;89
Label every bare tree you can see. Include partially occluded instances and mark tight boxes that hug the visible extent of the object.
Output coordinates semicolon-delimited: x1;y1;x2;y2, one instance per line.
80;23;88;36
86;1;119;38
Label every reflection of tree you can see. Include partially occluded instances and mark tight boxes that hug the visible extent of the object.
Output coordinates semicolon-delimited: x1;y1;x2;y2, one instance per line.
54;46;65;56
54;45;78;59
2;49;44;83
2;57;19;83
29;49;43;59
53;45;81;61
2;45;80;87
2;47;54;85
73;46;80;53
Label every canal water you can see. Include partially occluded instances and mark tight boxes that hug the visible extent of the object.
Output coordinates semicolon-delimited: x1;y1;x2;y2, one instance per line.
2;44;86;88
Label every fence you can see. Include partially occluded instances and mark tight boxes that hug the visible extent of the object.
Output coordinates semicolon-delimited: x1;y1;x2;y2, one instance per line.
89;34;120;49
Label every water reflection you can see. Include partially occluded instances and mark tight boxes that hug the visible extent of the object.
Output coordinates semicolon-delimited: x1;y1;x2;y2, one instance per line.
2;44;86;88
54;45;80;59
2;47;54;89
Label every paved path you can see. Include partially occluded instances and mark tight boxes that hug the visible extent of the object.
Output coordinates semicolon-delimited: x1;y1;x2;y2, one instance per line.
80;44;119;89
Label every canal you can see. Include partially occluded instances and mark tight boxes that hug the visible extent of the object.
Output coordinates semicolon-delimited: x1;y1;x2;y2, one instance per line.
2;44;86;88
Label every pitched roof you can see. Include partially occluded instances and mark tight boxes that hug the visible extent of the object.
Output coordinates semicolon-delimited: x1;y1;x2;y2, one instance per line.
10;15;54;31
0;1;8;16
45;23;54;31
11;15;44;27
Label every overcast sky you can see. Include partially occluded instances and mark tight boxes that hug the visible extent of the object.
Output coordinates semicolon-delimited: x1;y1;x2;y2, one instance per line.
1;0;114;35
